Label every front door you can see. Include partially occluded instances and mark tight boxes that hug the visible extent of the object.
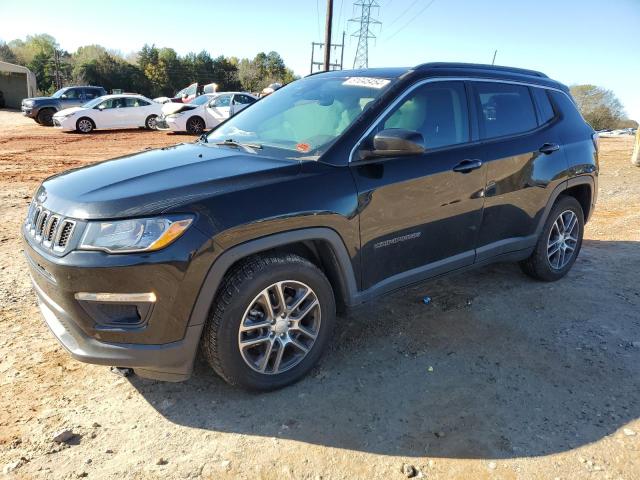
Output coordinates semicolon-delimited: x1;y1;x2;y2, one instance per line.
351;81;486;291
206;94;232;126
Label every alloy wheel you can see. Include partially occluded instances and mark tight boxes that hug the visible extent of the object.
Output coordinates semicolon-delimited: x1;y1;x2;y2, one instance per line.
77;119;93;133
547;209;579;270
238;280;321;375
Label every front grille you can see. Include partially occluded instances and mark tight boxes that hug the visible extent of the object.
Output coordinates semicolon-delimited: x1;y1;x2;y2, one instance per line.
24;201;76;254
57;221;74;248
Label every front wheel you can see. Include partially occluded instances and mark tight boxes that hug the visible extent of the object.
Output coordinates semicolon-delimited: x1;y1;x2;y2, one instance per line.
145;115;158;130
76;117;94;134
520;195;584;281
36;108;55;126
186;116;205;135
201;254;336;390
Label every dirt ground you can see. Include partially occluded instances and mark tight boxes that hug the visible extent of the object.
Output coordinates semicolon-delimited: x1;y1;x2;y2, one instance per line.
0;109;638;480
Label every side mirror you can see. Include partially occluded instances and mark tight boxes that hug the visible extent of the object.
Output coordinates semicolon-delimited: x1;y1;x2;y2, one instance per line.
360;128;425;160
60;94;68;99
96;104;106;110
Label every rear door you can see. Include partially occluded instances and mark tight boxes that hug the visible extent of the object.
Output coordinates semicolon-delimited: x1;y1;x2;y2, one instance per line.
470;81;568;261
351;80;487;291
231;94;256;115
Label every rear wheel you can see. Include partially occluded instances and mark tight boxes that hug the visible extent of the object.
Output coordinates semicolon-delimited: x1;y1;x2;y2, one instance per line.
201;254;336;390
36;108;55;126
76;117;94;134
186;116;205;135
520;195;584;281
145;115;158;130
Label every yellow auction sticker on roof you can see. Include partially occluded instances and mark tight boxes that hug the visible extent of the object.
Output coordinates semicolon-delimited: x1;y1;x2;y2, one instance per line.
342;77;391;89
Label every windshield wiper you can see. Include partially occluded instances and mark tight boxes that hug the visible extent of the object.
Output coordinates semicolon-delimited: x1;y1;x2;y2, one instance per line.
214;138;262;150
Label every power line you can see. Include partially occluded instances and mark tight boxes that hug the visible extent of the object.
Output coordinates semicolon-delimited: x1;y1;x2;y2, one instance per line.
385;0;436;41
386;0;420;28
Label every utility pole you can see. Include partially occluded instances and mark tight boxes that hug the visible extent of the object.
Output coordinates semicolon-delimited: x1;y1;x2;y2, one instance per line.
323;0;333;71
309;31;346;74
53;49;62;90
350;0;381;69
632;127;640;167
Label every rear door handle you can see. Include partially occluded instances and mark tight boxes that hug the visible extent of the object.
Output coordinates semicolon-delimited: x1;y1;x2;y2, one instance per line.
453;159;483;173
539;143;560;155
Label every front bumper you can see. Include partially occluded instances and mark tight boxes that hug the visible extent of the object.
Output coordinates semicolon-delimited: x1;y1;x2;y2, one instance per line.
52;116;75;130
23;224;214;382
32;278;203;381
155;115;186;132
21;106;35;118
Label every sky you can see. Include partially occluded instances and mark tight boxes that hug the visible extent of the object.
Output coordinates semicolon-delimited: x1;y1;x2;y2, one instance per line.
1;0;638;120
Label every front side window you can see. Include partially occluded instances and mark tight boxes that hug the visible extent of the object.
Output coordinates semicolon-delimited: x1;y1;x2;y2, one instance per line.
211;95;231;108
474;82;537;139
63;88;82;99
381;81;469;150
97;99;115;109
206;75;392;157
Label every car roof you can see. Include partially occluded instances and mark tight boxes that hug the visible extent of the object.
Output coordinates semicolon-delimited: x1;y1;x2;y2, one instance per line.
308;62;567;91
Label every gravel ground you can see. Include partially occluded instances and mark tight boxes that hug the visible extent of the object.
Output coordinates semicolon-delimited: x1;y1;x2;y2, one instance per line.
0;109;638;479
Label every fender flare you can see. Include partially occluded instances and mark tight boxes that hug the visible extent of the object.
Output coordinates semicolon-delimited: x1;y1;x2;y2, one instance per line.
186;228;359;328
534;175;595;237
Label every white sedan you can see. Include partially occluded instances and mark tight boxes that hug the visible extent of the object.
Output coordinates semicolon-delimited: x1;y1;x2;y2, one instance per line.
52;94;163;133
156;92;257;135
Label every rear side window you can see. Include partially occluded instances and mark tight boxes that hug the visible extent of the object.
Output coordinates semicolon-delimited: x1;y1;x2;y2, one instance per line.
531;88;555;125
382;81;469;149
473;82;537;139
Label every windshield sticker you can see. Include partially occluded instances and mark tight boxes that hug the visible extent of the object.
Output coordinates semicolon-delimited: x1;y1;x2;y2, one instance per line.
343;77;390;89
296;143;311;153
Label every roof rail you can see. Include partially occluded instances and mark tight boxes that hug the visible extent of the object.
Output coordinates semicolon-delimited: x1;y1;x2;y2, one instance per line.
414;62;548;78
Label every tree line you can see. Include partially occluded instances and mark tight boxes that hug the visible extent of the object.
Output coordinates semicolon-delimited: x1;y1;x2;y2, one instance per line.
0;34;298;97
569;85;637;131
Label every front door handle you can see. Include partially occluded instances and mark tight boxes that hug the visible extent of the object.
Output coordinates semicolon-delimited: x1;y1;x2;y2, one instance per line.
539;143;560;155
453;159;483;173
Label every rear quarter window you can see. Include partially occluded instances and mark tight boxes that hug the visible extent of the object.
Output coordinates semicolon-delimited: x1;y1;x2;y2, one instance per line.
531;87;555;125
473;82;538;139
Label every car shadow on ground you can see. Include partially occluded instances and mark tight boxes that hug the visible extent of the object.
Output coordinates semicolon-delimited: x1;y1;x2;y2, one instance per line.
130;239;640;459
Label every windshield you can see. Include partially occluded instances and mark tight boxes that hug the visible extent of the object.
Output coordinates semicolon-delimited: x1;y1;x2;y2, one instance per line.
205;75;393;157
82;96;106;108
51;88;68;98
190;95;212;106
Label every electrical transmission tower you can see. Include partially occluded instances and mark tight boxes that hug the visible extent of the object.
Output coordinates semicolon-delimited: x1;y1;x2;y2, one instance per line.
349;0;381;69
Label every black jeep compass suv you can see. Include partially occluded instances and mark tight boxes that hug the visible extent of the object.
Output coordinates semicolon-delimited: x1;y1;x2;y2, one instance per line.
23;63;598;390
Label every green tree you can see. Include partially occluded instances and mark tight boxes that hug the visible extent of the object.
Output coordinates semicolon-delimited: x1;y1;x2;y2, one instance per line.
0;42;18;63
570;84;626;130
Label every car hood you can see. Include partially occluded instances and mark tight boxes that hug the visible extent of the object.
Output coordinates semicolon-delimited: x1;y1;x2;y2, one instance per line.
35;142;301;219
25;96;58;103
54;106;84;116
161;102;199;115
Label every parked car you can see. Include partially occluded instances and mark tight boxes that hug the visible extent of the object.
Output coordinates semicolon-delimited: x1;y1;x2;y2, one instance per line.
52;94;162;133
22;63;598;390
21;86;107;126
156;91;257;134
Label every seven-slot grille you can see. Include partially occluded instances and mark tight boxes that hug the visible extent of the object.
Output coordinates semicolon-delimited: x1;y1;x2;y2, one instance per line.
25;202;76;253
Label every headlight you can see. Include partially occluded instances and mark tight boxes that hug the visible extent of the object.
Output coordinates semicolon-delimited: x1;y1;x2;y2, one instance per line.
24;100;34;107
79;215;193;253
165;112;184;119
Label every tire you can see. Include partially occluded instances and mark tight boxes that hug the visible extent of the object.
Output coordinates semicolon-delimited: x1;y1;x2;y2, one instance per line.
520;195;584;281
186;116;205;135
36;108;55;126
76;117;95;134
201;253;336;391
145;115;158;130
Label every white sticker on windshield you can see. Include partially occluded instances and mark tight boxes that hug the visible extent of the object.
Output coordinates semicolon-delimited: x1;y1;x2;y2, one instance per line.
342;77;390;89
